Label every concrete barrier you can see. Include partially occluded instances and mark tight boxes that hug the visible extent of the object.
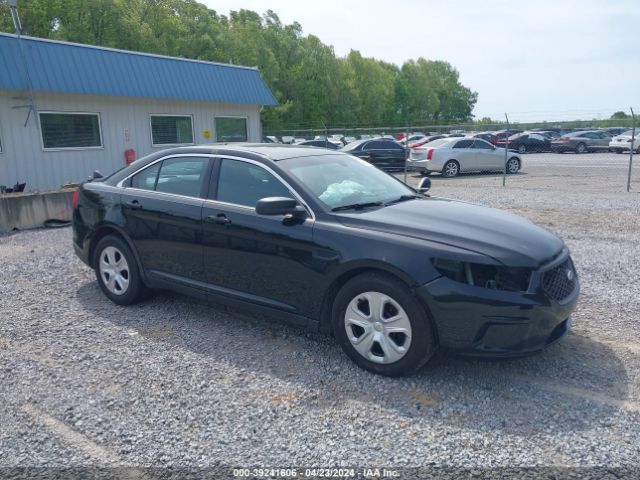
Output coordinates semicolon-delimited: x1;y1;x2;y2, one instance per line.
0;189;75;233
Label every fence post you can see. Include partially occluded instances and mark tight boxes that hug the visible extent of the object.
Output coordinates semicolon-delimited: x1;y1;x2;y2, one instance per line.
403;122;409;184
627;108;636;192
503;113;509;187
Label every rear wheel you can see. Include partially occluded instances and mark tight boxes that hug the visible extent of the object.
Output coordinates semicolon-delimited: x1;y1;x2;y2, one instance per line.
332;273;435;376
442;160;460;178
575;143;587;154
94;235;147;305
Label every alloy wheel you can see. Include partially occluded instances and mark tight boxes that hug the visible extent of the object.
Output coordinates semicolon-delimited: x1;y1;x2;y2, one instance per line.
507;158;520;173
344;291;412;364
99;246;130;295
444;161;459;177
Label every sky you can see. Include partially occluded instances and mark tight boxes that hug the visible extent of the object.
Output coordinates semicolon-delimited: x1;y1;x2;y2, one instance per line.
201;0;640;122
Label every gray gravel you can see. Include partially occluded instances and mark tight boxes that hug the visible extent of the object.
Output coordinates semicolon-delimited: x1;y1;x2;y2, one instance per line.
0;152;639;476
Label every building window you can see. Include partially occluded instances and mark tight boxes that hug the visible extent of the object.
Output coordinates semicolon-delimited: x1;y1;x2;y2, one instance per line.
150;115;194;146
40;112;102;149
216;117;248;142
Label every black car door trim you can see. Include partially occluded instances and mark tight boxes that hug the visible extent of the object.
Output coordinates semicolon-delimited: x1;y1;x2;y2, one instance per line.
147;269;298;312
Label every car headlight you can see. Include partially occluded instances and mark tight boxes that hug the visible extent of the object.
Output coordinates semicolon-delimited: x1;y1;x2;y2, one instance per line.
432;258;532;292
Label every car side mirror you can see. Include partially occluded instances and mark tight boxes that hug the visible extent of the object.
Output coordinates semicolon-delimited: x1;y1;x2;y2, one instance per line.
417;177;431;193
255;197;307;222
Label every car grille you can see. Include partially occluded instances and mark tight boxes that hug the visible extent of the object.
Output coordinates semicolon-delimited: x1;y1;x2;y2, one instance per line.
542;257;577;302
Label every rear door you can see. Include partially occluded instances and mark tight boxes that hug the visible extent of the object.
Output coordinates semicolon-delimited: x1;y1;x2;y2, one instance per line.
121;155;212;283
452;139;477;171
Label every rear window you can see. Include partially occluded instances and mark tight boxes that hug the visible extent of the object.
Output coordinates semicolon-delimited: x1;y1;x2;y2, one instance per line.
422;138;450;148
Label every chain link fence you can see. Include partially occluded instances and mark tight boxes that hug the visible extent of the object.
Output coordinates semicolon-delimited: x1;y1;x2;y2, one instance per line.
264;109;639;194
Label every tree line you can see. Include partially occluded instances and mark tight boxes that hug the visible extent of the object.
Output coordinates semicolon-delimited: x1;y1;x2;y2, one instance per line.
0;0;478;131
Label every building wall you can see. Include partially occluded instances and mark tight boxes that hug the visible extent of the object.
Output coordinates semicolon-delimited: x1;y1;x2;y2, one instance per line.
0;90;262;191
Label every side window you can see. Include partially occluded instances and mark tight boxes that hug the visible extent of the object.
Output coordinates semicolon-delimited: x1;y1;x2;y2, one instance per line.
217;159;291;208
384;141;403;150
155;157;209;197
472;139;493;150
131;162;161;191
453;139;473;149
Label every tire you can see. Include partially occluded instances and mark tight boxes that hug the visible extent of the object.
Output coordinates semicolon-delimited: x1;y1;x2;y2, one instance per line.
615;149;623;154
93;235;147;305
332;273;436;376
420;170;432;177
442;160;460;177
575;143;587;154
518;144;526;154
506;157;520;174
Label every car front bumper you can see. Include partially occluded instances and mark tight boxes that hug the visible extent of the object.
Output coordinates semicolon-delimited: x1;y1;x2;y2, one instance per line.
415;259;579;357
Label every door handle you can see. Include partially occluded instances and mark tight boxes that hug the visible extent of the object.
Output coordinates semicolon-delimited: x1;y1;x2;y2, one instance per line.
205;214;231;225
125;200;142;210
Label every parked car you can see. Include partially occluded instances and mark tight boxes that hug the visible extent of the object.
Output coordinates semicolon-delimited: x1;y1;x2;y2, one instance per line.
605;127;630;137
534;130;562;140
409;134;448;149
296;139;340;150
72;145;578;376
493;129;523;141
408;138;521;177
262;136;280;143
609;129;640;153
496;132;551;154
341;138;407;170
551;130;612;153
471;132;499;145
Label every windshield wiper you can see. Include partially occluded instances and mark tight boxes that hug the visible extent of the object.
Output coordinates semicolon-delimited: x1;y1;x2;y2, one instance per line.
331;201;384;212
383;194;422;206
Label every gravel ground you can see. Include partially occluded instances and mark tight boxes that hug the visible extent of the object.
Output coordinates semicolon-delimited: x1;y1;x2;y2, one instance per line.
0;153;639;478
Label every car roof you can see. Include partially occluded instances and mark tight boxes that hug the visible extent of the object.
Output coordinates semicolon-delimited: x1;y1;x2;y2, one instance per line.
102;143;345;186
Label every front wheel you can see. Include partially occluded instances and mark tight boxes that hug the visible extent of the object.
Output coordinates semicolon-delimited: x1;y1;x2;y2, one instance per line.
518;144;527;154
575;143;587;154
94;235;147;305
332;273;435;376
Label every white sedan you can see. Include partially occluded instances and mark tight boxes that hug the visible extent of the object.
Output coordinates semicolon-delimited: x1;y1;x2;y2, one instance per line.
609;129;640;154
408;137;522;177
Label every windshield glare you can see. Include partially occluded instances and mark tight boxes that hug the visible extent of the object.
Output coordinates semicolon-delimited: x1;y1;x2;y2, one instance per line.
280;154;415;210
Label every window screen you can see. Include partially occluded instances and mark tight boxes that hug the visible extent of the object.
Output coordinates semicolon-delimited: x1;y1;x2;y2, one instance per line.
216;117;248;142
40;113;102;149
151;116;194;145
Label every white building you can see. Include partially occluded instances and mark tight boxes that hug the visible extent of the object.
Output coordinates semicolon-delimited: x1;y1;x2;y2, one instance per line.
0;33;277;192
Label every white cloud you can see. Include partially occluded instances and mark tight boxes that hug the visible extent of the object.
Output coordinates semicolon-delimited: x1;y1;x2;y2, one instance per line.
202;0;640;121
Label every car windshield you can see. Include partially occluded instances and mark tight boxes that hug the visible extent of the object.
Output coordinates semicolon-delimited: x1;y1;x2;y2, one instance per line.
279;154;415;210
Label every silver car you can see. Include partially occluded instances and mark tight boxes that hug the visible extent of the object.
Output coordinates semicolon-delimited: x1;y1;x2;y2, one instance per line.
408;138;521;177
609;129;640;153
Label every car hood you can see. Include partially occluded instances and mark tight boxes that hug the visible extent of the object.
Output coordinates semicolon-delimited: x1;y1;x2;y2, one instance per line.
336;198;563;268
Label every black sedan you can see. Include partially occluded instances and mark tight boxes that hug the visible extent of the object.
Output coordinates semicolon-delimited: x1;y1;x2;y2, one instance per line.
73;145;579;376
295;139;340;149
496;132;551;153
340;138;407;170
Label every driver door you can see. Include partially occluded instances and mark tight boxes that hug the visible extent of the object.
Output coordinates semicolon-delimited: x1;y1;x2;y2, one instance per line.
201;158;317;316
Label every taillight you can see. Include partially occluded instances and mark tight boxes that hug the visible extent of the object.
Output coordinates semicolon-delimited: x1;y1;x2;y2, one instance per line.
71;189;79;209
427;149;434;160
627;139;633;143
560;136;569;142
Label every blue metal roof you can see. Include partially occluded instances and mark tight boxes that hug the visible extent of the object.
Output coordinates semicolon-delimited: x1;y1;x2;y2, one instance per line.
0;33;278;106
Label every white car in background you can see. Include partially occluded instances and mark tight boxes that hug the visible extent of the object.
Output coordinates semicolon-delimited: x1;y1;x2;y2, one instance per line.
609;129;640;153
408;137;521;177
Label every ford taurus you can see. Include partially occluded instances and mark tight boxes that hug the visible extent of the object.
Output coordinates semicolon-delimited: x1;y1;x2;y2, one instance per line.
72;145;578;376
